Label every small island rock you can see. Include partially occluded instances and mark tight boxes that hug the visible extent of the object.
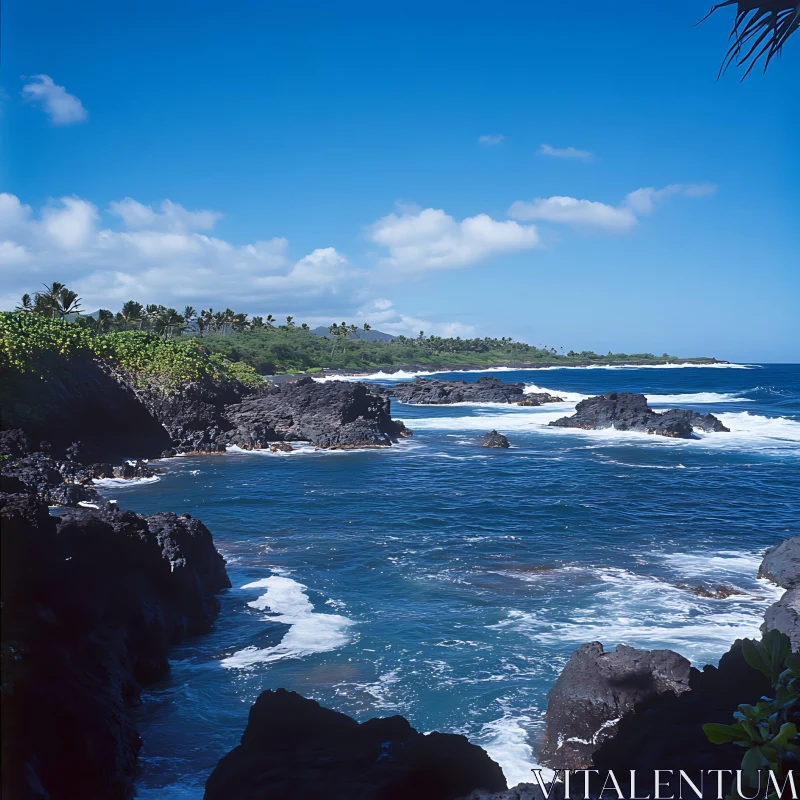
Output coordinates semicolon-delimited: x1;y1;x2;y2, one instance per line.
480;430;510;448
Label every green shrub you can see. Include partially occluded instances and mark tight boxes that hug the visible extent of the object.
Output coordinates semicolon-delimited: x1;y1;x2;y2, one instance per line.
703;631;800;800
0;312;261;392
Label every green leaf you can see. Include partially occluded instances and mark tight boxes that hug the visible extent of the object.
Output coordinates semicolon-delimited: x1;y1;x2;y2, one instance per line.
771;722;798;746
742;637;772;679
703;723;751;744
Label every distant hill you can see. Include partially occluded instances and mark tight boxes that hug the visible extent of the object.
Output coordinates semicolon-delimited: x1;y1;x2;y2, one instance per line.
311;326;396;342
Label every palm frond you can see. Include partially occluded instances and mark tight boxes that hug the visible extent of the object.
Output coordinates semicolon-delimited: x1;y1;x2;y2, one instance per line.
701;1;800;78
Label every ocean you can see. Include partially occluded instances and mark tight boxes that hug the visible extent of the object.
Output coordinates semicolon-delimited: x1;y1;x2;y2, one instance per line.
96;363;800;797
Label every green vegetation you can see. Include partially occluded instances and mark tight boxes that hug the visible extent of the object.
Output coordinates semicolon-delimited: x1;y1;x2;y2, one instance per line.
0;311;262;391
6;282;715;376
703;630;799;800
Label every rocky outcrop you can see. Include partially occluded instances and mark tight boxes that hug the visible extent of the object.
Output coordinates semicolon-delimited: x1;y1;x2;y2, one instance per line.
0;492;230;800
591;642;772;784
203;689;507;800
549;392;729;439
758;537;800;589
0;431;157;506
224;378;410;450
480;430;510;448
391;377;562;406
763;588;800;650
758;537;800;650
1;356;174;462
538;642;691;768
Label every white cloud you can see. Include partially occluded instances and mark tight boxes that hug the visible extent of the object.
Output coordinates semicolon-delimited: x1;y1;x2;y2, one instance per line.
538;144;593;161
367;207;541;273
478;134;505;146
108;198;222;232
509;196;637;233
0;192;359;315
355;297;476;338
624;183;717;214
509;183;716;234
21;75;87;125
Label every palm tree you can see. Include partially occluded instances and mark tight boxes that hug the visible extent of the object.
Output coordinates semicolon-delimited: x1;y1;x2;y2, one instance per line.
250;316;265;330
300;322;309;331
201;308;216;333
232;312;249;332
285;315;295;328
363;323;372;332
95;309;115;333
703;1;799;78
16;294;34;312
265;314;276;330
183;306;197;331
118;300;144;330
35;282;82;318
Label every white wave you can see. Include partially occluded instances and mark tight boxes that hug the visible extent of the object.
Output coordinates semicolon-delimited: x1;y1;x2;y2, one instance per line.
474;712;545;787
401;406;800;454
523;383;586;403
660;550;766;580
226;442;419;457
221;576;353;669
647;391;747;404
92;475;161;488
492;565;781;666
314;363;756;383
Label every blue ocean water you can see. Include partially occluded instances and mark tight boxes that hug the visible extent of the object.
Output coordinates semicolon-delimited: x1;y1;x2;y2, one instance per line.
100;364;800;797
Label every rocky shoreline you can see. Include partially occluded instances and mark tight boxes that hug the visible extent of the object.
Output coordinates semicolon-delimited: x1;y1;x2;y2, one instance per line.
295;357;729;381
2;365;794;799
201;538;798;799
0;490;230;800
386;376;563;405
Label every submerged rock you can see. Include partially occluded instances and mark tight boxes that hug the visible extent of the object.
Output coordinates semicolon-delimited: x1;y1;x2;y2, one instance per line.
204;689;507;800
538;642;691;769
548;392;729;439
269;441;294;452
480;430;510;448
391;377;562;406
0;492;230;800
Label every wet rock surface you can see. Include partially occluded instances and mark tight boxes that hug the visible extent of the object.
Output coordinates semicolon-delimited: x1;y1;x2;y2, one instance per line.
224;378;410;450
538;642;691;769
390;377;562;406
479;430;510;448
758;537;800;649
203;689;507;800
0;492;230;800
549;392;729;439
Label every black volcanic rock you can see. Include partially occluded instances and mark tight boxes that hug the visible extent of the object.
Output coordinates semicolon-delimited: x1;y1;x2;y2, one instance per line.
758;537;800;589
224;378;410;449
538;642;691;769
591;642;772;791
391;377;563;406
1;356;174;462
548;392;729;439
203;689;507;800
0;493;230;800
762;587;800;650
480;430;510;448
758;537;800;649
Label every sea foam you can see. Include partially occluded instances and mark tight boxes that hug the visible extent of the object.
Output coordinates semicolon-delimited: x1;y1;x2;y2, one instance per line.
221;575;353;669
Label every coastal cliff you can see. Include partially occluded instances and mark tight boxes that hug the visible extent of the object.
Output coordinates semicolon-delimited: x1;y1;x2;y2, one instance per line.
0;491;230;800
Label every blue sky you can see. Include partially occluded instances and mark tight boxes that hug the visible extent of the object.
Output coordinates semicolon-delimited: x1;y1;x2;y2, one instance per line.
2;0;797;361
